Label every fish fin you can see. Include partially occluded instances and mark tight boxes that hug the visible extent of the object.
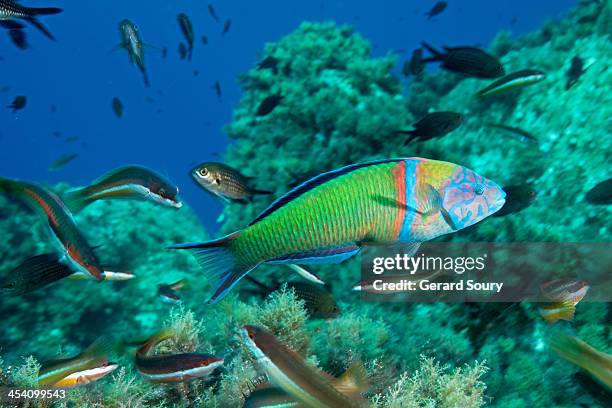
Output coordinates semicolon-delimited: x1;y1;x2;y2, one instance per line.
23;16;56;41
24;7;63;16
333;361;370;397
540;301;576;323
82;336;118;361
62;187;92;213
249;159;403;226
267;245;360;265
396;129;419;144
168;231;258;304
137;329;174;356
0;20;26;29
420;41;442;60
286;264;325;285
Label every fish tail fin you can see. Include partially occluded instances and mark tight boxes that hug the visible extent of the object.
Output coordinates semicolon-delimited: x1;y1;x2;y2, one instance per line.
23;13;60;41
334;360;370;398
63;187;92;213
168;231;257;304
420;41;441;61
137;329;174;356
540;301;576;323
396;130;418;145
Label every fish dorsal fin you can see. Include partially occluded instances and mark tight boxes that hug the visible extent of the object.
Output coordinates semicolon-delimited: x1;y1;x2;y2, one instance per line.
249;159;403;226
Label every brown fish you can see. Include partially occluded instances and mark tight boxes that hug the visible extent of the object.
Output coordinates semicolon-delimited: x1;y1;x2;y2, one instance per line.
190;162;271;203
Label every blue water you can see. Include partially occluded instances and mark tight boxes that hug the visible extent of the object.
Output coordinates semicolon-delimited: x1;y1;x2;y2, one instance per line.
0;0;575;232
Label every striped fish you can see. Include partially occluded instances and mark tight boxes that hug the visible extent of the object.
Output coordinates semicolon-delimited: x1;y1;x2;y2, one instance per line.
0;0;61;40
538;279;589;323
0;178;104;281
135;330;223;383
171;158;505;304
475;69;545;98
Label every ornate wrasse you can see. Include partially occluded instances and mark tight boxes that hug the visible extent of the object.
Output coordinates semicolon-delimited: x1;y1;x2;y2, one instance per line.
171;158;506;303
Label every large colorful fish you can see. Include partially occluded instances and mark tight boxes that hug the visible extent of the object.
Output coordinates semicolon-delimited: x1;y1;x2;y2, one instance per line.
171;158;505;304
0;178;104;281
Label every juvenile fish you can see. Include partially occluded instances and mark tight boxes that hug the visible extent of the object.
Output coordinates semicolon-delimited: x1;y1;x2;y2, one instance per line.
550;333;611;389
538;279;589;323
244;277;340;319
484;122;538;144
0;178;104;281
157;279;188;304
241;325;369;408
112;97;123;118
38;337;118;387
118;19;150;87
256;94;283;117
212;80;222;102
425;1;447;20
398;111;462;144
0;0;61;40
403;48;424;77
191;162;272;204
202;35;208;45
493;184;537;217
585;178;612;205
421;42;504;78
64;165;182;213
208;4;220;23
135;330;224;383
566;56;586;90
177;13;194;61
49;153;78;171
7;95;26;112
475;69;545;98
172;158;505;304
222;19;231;36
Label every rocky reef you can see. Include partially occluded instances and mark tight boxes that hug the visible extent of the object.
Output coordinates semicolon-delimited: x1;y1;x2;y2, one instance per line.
1;1;610;407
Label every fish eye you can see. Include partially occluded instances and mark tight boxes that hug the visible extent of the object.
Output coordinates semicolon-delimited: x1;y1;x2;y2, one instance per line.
198;168;208;177
474;184;484;195
528;190;536;198
248;332;255;340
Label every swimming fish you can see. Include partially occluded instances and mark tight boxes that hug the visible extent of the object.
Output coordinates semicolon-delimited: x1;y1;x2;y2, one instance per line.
171;158;505;304
484;122;538;145
0;0;61;40
8;27;27;49
493;184;537;217
38;337;118;387
566;56;587;90
549;333;612;389
475;69;545;98
49;153;78;171
222;19;231;36
397;111;462;144
421;42;505;79
135;329;224;383
118;19;150;87
202;35;208;45
8;95;26;112
241;325;369;408
403;48;424;77
208;4;220;23
538;279;589;323
425;1;447;20
158;279;188;304
1;253;74;295
244;277;340;319
190;162;272;204
64;165;182;213
585;179;612;205
212;80;222;102
0;178;104;281
256;94;283;117
112;97;123;118
177;13;194;61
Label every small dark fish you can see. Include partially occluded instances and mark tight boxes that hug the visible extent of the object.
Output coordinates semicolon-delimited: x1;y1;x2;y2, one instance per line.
475;70;545;98
1;253;74;295
221;19;231;36
403;48;424;77
566;56;586;90
157;279;188;304
135;330;224;383
178;42;187;60
49;153;78;171
8;28;27;49
484;122;538;145
201;35;208;45
397;111;462;144
585;178;612;205
111;97;123;118
177;13;194;61
161;47;167;59
64;165;182;212
8;95;26;111
256;94;283;117
244;277;340;319
212;80;222;102
190;162;272;204
493;184;537;217
118;20;150;87
421;42;505;79
0;0;62;40
425;1;447;20
207;4;220;23
257;56;280;73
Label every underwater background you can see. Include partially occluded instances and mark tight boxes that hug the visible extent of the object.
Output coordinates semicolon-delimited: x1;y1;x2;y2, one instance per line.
0;0;610;407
